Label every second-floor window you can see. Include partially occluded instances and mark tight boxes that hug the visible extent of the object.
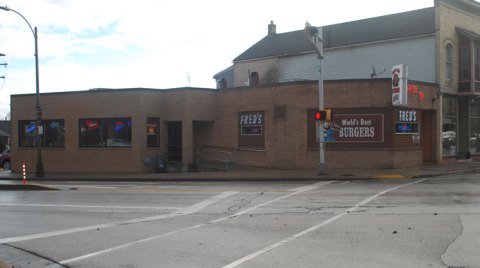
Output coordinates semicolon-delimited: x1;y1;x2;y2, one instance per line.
460;41;471;81
250;72;259;86
446;44;453;81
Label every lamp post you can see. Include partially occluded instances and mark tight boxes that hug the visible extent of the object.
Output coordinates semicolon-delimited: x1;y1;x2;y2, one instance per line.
1;6;44;177
304;22;326;175
0;53;6;76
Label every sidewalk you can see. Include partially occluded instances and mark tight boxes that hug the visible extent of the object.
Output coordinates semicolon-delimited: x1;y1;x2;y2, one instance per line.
2;160;480;184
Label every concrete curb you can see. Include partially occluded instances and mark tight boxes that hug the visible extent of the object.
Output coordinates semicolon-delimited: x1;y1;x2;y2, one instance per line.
1;165;480;185
0;183;59;191
0;259;11;268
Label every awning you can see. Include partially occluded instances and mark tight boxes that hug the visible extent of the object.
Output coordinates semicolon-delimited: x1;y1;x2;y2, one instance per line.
456;26;480;41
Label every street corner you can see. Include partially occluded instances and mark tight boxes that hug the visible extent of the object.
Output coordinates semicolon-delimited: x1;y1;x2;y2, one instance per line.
0;183;60;191
374;174;408;180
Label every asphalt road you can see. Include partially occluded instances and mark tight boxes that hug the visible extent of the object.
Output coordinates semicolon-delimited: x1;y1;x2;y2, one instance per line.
0;175;479;268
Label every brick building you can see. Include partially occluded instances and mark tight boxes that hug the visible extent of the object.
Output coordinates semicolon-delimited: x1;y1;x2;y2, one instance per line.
9;0;479;174
215;0;480;163
10;78;438;174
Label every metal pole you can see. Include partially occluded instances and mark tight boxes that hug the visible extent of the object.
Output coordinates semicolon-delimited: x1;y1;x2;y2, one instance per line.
1;6;44;177
34;27;44;177
317;27;326;175
304;23;326;174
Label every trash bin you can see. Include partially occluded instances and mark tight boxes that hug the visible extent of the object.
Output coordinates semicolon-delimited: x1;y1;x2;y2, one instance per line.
155;156;167;173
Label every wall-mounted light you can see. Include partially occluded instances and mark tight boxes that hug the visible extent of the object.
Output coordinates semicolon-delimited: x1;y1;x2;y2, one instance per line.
432;90;441;103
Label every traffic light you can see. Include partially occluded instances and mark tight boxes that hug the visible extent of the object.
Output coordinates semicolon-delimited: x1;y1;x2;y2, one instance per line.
325;109;333;121
315;109;333;121
315;111;326;121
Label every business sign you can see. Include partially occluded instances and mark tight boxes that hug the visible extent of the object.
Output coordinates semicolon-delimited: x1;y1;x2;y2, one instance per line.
398;110;417;122
392;64;408;106
239;111;264;136
396;110;419;134
327;114;384;142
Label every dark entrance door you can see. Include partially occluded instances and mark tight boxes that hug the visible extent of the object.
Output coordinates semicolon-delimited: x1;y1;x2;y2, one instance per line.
167;122;182;161
421;111;433;163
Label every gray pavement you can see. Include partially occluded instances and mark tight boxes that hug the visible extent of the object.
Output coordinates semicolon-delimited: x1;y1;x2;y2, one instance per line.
0;174;479;267
2;160;480;184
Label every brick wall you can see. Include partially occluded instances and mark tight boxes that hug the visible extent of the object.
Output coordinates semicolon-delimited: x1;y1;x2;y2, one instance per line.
10;80;439;173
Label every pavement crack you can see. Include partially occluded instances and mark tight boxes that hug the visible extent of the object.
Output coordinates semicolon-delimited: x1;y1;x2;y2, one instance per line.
227;191;264;214
440;215;464;267
4;243;70;268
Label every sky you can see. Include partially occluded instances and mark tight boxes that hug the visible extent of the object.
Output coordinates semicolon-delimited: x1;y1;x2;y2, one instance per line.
0;0;437;119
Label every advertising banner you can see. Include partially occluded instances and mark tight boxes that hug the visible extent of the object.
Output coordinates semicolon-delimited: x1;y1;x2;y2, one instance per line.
392;64;408;106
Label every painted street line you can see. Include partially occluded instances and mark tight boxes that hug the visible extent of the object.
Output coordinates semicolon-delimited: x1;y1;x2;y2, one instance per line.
374;174;407;179
0;191;238;244
0;203;181;210
60;181;335;265
223;179;426;268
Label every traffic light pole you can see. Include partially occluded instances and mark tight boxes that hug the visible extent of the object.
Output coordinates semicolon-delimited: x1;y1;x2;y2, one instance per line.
316;27;326;175
305;23;326;175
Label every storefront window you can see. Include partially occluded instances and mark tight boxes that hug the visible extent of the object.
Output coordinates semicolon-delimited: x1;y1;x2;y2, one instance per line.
19;121;37;147
469;98;480;154
44;120;65;147
475;44;480;81
238;111;265;149
442;97;457;156
19;120;65;147
147;117;160;147
79;118;131;147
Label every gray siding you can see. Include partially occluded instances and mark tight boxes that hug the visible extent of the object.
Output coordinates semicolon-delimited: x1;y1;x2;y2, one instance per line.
278;36;436;83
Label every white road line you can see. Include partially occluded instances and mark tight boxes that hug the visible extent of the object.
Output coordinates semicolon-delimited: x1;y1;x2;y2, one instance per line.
60;181;335;265
0;191;237;244
48;185;118;189
0;203;181;210
223;179;426;268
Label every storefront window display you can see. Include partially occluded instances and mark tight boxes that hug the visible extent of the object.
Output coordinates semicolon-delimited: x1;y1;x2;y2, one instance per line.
442;97;457;156
79;118;132;147
18;119;65;147
147;117;160;147
469;98;480;154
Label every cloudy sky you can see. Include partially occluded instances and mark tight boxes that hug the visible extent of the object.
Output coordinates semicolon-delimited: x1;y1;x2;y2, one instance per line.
0;0;436;119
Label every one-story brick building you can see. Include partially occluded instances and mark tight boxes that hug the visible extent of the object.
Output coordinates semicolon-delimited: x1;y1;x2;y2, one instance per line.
10;78;438;174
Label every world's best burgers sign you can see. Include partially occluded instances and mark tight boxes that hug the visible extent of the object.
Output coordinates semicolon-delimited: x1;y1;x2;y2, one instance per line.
329;114;384;142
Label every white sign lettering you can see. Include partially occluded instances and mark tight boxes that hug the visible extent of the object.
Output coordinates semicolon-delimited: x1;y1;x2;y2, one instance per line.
339;127;375;138
240;113;263;125
398;110;417;122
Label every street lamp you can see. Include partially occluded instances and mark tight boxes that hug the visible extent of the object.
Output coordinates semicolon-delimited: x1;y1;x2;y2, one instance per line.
304;22;326;175
1;6;44;177
0;53;6;78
